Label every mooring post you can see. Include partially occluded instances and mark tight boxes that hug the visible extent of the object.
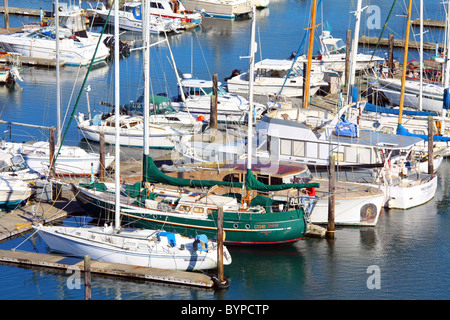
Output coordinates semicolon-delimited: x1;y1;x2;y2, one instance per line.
388;33;395;77
344;29;351;89
217;206;224;285
428;116;434;174
99;132;105;182
84;255;91;300
327;155;336;239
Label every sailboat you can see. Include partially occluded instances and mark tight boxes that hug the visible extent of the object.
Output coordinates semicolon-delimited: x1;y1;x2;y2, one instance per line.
1;3;114;176
372;0;449;113
70;6;320;245
253;0;438;210
35;0;231;271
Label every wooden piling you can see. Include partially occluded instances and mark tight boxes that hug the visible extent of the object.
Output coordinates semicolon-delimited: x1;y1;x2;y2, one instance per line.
210;74;218;130
388;33;395;77
4;0;9;29
327;155;336;239
428;116;434;174
84;255;91;300
344;30;351;89
302;62;308;107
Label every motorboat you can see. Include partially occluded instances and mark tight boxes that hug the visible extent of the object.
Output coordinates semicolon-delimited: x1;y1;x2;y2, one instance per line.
88;2;182;33
0;4;110;66
226;58;327;97
172;74;267;124
183;0;253;19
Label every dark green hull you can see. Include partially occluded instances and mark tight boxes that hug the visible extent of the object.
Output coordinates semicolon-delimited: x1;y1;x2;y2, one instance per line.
74;186;307;245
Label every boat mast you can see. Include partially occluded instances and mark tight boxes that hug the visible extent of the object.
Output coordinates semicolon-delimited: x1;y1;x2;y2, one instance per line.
419;0;423;110
56;0;61;147
247;5;256;172
114;0;121;230
244;6;256;205
143;0;150;156
445;1;450;88
346;0;364;104
302;0;317;109
397;0;413;128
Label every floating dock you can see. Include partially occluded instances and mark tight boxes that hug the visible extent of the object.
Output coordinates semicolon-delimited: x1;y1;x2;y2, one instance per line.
0;249;214;288
0;184;220;288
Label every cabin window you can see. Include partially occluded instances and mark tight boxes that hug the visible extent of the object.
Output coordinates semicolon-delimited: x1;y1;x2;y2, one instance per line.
207;208;215;214
178;205;191;212
193;207;204;214
292;140;305;157
280;139;292;156
359;147;372;164
345;146;358;163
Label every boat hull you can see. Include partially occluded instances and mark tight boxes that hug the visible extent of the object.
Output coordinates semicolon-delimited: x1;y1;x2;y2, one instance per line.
73;185;307;245
35;226;227;271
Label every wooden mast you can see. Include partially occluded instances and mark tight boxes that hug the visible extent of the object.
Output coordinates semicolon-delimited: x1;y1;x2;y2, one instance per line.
397;0;413;127
302;0;318;109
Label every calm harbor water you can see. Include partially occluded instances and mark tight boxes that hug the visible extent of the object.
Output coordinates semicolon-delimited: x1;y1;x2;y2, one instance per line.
0;0;449;303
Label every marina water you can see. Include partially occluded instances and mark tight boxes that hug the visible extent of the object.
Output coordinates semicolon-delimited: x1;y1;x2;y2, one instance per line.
0;0;449;301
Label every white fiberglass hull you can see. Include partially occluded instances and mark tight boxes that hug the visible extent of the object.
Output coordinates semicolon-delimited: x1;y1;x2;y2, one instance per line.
0;33;110;66
35;225;231;271
309;190;385;227
0;177;31;209
379;175;438;209
3;142;114;176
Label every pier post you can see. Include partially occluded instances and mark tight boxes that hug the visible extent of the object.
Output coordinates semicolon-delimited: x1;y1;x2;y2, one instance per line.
4;0;9;29
345;30;351;89
327;155;336;239
217;206;225;285
302;62;308;107
388;33;394;77
100;132;105;182
84;255;91;300
428;116;434;174
210;74;218;142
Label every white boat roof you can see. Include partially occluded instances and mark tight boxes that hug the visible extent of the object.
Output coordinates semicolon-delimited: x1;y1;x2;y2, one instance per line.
255;59;294;70
259;109;424;150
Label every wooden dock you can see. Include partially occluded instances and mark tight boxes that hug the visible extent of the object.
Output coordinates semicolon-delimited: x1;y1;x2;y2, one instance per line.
0;6;51;17
412;19;445;28
0;186;218;288
0;189;81;242
359;35;443;51
0;249;215;288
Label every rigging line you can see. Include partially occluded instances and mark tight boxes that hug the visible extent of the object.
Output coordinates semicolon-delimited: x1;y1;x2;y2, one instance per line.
369;0;398;63
53;2;113;168
194;31;211;80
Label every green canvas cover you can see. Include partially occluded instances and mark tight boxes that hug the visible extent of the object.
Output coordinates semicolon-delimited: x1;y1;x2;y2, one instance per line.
142;155;244;189
142;155;320;192
244;169;320;191
79;182;107;192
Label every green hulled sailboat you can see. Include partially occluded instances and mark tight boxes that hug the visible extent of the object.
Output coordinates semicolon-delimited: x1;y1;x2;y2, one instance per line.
72;155;319;245
72;7;319;245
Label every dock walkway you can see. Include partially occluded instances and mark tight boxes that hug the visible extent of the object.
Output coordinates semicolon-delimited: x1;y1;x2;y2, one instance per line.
0;249;214;288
